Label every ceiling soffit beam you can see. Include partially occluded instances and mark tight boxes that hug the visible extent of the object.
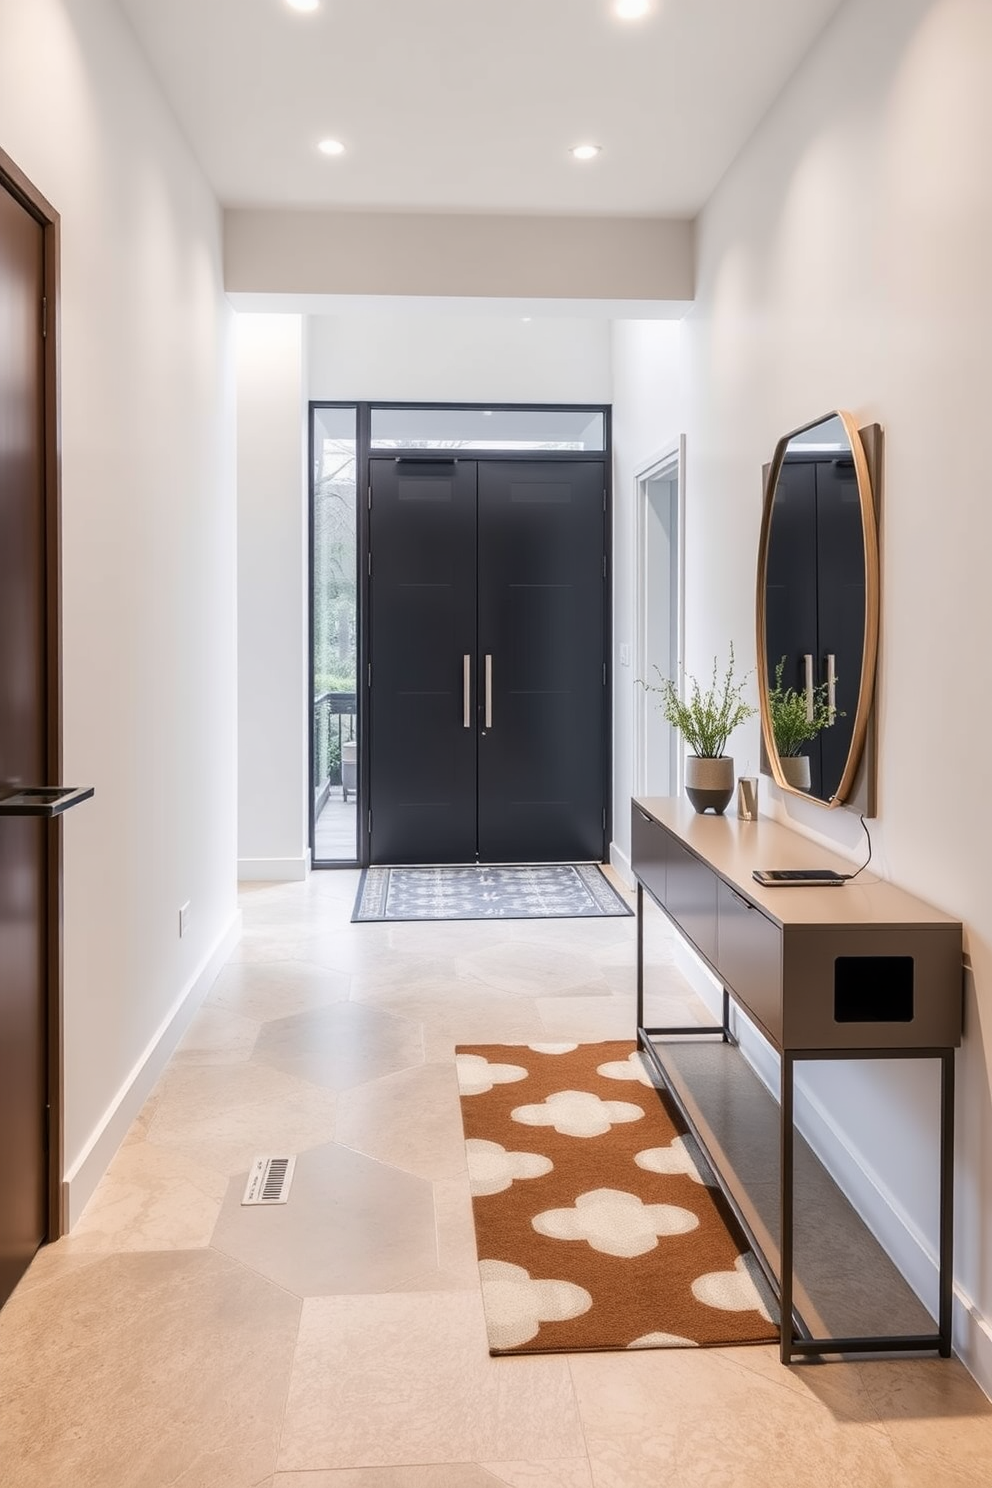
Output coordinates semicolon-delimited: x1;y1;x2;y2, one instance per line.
224;209;695;304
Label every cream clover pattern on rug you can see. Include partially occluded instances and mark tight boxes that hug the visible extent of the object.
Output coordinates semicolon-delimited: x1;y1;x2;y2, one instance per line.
466;1139;554;1197
456;1040;779;1354
456;1053;529;1097
635;1134;716;1187
596;1050;658;1088
533;1188;699;1258
511;1089;645;1138
693;1252;776;1322
478;1259;592;1350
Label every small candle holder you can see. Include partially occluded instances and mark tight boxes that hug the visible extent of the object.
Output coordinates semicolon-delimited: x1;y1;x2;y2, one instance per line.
736;776;758;822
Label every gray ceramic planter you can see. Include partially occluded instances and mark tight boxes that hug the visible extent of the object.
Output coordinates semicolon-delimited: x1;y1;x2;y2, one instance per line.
780;754;812;790
685;755;734;815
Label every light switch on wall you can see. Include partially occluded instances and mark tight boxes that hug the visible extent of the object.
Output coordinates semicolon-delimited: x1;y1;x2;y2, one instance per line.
619;643;630;667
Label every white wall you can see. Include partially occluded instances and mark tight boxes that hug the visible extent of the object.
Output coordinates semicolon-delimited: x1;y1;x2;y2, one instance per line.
236;316;309;880
680;0;992;1389
308;313;612;404
609;321;683;876
0;0;238;1220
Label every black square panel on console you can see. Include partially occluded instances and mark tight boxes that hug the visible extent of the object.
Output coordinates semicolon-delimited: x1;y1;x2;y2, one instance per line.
834;956;914;1023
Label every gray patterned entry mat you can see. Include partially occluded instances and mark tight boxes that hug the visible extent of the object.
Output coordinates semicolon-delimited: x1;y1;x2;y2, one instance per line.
352;863;633;923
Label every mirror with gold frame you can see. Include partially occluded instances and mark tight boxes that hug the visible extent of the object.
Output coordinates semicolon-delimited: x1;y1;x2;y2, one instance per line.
756;411;880;811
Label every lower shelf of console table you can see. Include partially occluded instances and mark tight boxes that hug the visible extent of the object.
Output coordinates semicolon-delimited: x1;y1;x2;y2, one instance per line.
636;1012;950;1363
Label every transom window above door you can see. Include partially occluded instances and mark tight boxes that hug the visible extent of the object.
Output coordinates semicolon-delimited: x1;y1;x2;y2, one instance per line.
369;405;606;452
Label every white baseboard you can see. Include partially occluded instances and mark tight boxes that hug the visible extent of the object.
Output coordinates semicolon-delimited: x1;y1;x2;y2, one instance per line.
237;850;310;882
609;841;634;889
672;935;724;1020
62;909;243;1228
668;927;992;1400
953;1288;992;1401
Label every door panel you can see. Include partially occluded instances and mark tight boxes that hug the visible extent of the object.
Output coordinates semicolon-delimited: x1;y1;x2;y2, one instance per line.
477;461;605;862
368;460;478;863
0;182;48;1306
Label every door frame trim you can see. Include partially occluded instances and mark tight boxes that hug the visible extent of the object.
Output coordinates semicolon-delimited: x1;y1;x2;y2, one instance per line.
309;401;612;868
0;147;65;1239
633;437;685;800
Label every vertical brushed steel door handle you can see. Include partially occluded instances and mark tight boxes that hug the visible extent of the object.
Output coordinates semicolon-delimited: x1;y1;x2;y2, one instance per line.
803;653;814;722
826;653;837;721
463;654;471;728
485;654;493;729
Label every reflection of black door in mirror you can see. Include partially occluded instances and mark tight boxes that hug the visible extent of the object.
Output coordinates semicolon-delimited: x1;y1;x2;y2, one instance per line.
816;457;866;798
765;453;865;802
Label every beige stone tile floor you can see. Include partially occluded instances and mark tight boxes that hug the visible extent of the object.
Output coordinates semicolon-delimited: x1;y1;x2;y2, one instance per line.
1;869;990;1487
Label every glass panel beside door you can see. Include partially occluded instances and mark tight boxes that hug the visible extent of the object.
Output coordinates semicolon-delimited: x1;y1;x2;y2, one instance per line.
312;406;358;863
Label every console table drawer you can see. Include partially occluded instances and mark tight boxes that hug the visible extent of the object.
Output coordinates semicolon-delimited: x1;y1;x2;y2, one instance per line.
666;840;718;965
631;805;667;908
717;882;783;1043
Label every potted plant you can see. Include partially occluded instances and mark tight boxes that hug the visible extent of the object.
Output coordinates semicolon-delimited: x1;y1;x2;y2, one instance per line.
642;645;756;814
766;656;842;789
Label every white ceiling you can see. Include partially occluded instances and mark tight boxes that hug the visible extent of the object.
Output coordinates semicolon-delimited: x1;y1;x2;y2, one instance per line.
118;0;845;217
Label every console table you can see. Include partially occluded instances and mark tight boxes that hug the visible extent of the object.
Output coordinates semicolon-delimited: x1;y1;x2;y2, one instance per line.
631;796;963;1363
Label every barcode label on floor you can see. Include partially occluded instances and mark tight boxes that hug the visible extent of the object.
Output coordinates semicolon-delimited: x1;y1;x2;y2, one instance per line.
241;1154;296;1206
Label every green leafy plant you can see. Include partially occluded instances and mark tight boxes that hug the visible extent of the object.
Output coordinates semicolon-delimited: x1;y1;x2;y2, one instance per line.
767;656;842;757
641;645;756;758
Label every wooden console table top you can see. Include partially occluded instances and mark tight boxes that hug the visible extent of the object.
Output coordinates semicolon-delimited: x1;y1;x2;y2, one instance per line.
634;797;959;932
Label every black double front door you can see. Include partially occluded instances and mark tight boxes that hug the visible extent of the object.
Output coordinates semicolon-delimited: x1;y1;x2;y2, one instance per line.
368;458;607;865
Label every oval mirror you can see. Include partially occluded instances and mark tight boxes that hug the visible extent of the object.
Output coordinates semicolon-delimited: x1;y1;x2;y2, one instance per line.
757;411;879;808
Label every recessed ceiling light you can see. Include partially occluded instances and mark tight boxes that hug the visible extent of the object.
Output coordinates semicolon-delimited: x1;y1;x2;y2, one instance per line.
614;0;652;18
317;138;346;157
286;0;320;12
570;144;602;161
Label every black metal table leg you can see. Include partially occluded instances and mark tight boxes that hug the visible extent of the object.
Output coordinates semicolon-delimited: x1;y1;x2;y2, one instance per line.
780;1050;795;1364
939;1048;955;1357
636;882;644;1048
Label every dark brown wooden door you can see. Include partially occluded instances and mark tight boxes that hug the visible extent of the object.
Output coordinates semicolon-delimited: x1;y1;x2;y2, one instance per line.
0;180;49;1306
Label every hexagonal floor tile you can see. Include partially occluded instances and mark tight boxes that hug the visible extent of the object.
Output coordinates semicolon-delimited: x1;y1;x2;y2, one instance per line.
208;958;351;1022
210;1141;437;1296
0;1248;300;1486
335;1061;466;1180
253;1000;423;1091
144;1061;337;1175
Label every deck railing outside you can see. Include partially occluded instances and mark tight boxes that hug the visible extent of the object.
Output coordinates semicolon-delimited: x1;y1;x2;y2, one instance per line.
313;689;357;810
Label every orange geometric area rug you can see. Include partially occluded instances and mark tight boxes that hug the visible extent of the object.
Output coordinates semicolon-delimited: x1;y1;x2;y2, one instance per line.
456;1041;779;1355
